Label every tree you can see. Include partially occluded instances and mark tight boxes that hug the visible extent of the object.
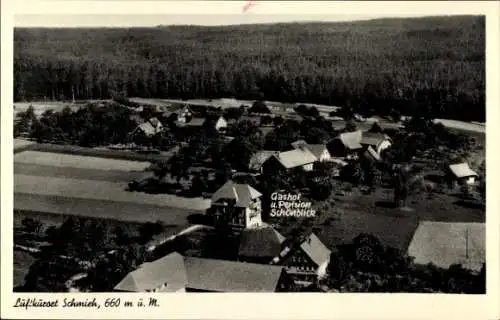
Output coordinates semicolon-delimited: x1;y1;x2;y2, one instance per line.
223;107;244;120
248;100;271;114
138;221;165;244
344;120;357;132
369;122;383;133
393;164;425;208
21;217;43;234
214;161;233;188
273;116;284;127
190;172;208;196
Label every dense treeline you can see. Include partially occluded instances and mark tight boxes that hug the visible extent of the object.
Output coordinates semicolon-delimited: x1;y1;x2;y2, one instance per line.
14;16;485;121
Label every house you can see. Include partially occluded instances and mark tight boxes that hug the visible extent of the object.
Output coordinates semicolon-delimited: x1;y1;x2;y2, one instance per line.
328;130;364;159
262;148;317;174
114;252;293;292
363;145;382;162
447;163;478;186
248;151;279;173
360;132;392;155
164;104;193;123
291;141;332;162
238;224;286;264
130;117;163;138
177;116;228;132
407;221;485;272
177;116;205;128
206;180;263;229
211;116;228;131
329;130;391;159
271;233;331;285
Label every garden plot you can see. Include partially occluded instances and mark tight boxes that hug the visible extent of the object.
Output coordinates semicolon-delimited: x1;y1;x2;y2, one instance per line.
15;174;211;211
407;221;485;272
14;151;151;171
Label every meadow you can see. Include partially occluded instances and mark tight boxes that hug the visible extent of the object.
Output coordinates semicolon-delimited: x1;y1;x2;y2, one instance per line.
13;150;210;229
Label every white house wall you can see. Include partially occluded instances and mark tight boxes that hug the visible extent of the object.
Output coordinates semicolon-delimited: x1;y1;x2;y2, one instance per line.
376;140;392;155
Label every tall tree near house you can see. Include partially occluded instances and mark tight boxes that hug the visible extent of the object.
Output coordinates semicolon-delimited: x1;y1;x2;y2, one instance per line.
21;218;43;234
369;122;383;133
344;119;357;132
393;164;425;209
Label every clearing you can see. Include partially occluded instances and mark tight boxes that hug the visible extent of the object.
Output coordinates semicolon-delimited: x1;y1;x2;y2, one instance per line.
14;151;151;171
13;250;37;288
15;174;211;211
407;221;485;271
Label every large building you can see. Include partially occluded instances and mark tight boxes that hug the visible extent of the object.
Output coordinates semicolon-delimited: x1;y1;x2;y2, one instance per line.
238;225;286;264
207;180;263;229
291;141;332;162
114;252;293;292
271;233;331;285
329;130;392;160
262;148;318;174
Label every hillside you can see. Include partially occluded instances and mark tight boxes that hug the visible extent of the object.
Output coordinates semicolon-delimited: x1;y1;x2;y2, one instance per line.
14;15;485;121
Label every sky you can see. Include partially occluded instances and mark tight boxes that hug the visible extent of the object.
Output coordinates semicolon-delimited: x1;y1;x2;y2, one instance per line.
14;13;428;28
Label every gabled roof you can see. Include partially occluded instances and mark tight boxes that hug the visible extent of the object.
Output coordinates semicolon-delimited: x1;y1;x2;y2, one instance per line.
129;114;145;125
148;117;162;128
114;252;188;292
360;132;391;147
238;226;286;259
183;256;284;292
211;180;262;207
115;252;286;292
449;163;478;178
248;151;279;171
272;148;317;169
291;140;308;149
337;130;363;150
300;233;331;267
364;145;381;162
182;117;206;127
304;144;330;159
136;122;156;136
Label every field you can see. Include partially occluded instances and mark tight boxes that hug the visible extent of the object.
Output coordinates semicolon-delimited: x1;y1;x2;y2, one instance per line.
273;183;485;254
15;151;151;171
27;143;174;162
14;150;210;228
407;221;485;271
14;139;36;153
13;250;37;288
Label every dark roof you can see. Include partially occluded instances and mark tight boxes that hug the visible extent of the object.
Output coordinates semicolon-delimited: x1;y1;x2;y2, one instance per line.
248;151;279;171
182;117;206;127
184;256;284;292
360;132;391;147
211;180;262;207
238;226;286;259
319;211;420;252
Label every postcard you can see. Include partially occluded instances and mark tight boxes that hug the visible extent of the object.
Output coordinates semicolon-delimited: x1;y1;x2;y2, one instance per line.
1;1;499;319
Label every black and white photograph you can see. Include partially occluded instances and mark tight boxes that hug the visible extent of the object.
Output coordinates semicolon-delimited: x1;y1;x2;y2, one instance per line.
9;8;489;296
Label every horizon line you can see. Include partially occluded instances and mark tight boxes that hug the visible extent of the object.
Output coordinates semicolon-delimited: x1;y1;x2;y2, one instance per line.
13;13;480;28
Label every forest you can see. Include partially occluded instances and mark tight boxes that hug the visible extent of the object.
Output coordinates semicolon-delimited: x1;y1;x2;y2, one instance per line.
14;15;485;121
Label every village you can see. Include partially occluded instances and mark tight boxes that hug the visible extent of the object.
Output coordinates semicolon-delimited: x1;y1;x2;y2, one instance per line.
13;95;486;293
